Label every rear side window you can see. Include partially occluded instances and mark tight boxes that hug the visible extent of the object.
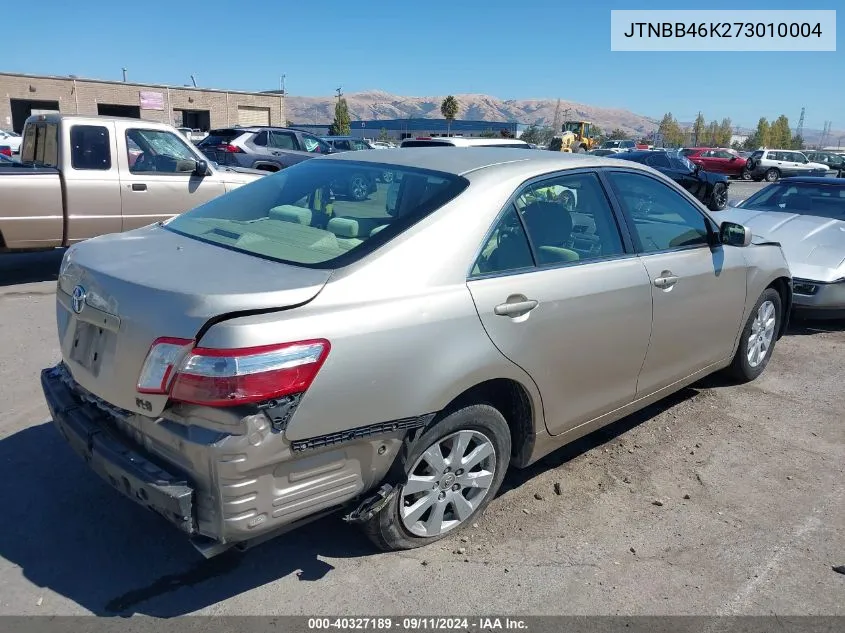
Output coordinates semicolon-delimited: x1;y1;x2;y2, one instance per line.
645;153;671;168
401;140;453;147
21;122;59;167
164;160;469;268
71;125;111;170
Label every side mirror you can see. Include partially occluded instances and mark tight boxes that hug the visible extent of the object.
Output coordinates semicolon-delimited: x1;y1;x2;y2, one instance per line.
720;221;752;247
194;159;209;176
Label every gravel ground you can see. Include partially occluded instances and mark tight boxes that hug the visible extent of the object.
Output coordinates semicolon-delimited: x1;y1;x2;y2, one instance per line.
0;249;842;617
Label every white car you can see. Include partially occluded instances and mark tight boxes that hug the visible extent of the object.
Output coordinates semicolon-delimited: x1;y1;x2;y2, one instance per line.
0;130;22;154
746;149;829;182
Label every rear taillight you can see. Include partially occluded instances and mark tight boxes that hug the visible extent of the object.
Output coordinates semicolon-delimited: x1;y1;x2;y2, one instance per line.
138;339;330;407
219;144;243;153
0;147;11;157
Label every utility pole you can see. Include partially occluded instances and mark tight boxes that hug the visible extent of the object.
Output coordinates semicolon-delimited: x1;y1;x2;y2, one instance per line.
280;75;286;95
335;86;343;99
122;67;127;82
796;106;805;140
551;99;562;134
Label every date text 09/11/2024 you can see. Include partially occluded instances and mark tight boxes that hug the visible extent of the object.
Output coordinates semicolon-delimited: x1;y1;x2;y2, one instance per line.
622;21;823;39
307;617;529;630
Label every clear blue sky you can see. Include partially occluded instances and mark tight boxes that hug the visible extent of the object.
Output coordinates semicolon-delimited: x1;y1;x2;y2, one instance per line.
3;0;842;129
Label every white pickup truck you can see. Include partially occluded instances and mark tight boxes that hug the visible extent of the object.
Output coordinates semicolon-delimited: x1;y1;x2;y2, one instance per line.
0;114;265;251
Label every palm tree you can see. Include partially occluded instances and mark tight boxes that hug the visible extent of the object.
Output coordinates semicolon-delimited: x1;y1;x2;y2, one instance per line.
440;96;459;138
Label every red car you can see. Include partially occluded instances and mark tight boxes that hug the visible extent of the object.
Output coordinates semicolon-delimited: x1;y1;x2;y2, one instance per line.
0;146;11;157
680;147;751;180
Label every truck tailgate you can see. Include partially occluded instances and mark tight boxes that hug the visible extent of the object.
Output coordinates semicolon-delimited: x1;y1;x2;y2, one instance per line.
0;168;64;249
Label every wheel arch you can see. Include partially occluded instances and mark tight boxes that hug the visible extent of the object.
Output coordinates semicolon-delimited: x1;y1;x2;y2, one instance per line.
767;276;793;339
434;378;537;468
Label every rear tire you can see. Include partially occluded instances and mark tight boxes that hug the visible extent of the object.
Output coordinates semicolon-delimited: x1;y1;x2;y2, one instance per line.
362;404;511;551
741;168;752;180
725;288;782;383
765;168;780;182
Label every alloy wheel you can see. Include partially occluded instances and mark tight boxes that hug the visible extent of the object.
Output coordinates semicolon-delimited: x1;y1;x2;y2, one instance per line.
747;300;776;368
350;176;369;200
399;430;497;537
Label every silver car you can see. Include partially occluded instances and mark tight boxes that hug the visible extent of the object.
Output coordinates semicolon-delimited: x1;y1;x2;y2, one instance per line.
42;149;792;556
721;176;845;317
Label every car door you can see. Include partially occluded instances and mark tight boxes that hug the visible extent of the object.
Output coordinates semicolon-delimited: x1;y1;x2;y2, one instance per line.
466;170;653;436
119;127;225;231
696;150;717;172
604;170;748;395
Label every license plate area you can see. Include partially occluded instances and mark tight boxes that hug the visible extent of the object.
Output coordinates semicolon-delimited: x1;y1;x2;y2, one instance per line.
69;320;107;375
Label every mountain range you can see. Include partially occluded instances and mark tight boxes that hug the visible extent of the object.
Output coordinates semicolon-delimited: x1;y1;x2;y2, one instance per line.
282;90;843;147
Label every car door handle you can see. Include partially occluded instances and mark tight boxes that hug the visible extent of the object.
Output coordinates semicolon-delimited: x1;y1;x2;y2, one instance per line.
131;183;147;191
653;274;679;289
494;299;538;317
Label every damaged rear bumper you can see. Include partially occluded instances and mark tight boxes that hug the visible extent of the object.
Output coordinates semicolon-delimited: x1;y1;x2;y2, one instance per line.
41;365;195;535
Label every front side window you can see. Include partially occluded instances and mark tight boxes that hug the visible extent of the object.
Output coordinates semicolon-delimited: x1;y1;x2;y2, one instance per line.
22;122;59;168
164;160;468;268
607;171;710;253
71;125;111;170
353;140;370;151
301;135;327;153
127;129;198;173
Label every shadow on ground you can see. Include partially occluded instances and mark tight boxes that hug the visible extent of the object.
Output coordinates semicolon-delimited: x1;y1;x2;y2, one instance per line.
0;249;65;287
787;317;845;336
0;422;374;617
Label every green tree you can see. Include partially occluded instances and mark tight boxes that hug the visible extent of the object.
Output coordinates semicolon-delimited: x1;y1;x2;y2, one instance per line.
753;117;771;148
479;129;498;138
769;115;791;148
329;97;351;136
657;113;684;148
378;127;389;142
520;124;542;144
440;95;460;137
716;118;733;147
286;119;295;127
731;140;744;151
537;127;555;146
608;128;629;140
790;134;805;150
706;120;719;146
500;128;515;138
693;112;706;146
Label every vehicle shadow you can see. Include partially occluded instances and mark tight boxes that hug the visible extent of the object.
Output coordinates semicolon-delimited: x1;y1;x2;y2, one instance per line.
500;384;705;493
0;422;375;617
0;249;65;287
786;317;845;336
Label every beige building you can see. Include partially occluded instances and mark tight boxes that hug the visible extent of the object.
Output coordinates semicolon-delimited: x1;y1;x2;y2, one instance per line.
0;72;285;133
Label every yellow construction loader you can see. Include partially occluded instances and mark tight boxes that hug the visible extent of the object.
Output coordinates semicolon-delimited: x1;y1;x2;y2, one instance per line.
548;120;596;153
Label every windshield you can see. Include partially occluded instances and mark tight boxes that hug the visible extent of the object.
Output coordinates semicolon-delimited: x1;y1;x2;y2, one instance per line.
164;160;468;268
740;183;845;220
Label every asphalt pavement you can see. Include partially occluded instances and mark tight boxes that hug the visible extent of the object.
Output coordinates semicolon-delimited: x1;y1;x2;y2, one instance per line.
0;215;843;617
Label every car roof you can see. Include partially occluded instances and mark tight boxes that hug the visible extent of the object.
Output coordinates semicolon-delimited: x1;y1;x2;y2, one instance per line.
321;146;646;178
401;137;528;147
777;176;845;185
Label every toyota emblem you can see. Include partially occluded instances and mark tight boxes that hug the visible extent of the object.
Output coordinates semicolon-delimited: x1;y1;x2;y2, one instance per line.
71;285;87;314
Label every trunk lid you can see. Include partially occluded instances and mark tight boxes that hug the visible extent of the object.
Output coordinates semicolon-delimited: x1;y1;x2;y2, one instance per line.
57;224;331;416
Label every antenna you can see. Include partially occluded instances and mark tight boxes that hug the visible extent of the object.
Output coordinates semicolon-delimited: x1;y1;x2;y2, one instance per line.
190;74;197;87
122;68;127;82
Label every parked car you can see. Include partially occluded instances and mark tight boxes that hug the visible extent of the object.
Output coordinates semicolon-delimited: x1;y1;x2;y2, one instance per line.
589;148;622;156
0;114;265;251
196;126;332;172
400;137;532;148
745;149;828;182
601;139;636;151
0;129;22;154
42;148;791;556
722;176;845;317
803;150;845;177
371;141;398;149
681;148;751;180
0;145;12;157
321;136;374;152
614;149;731;210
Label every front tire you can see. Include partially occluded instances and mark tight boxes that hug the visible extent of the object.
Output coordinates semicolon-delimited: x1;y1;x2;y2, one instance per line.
740;168;752;180
726;288;782;383
709;182;728;211
765;168;780;182
362;404;511;551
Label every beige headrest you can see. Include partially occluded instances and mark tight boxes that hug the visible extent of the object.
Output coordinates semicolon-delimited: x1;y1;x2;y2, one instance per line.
327;217;360;238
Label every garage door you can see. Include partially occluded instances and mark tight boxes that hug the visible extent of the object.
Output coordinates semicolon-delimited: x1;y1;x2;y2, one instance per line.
237;106;271;126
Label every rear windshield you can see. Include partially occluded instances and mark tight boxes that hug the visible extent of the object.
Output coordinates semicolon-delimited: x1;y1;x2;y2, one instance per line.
197;129;242;147
164;160;469;268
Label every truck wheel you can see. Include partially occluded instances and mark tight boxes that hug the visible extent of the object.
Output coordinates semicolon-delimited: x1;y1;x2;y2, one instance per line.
725;288;782;383
362;404;511;551
765;168;780;182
